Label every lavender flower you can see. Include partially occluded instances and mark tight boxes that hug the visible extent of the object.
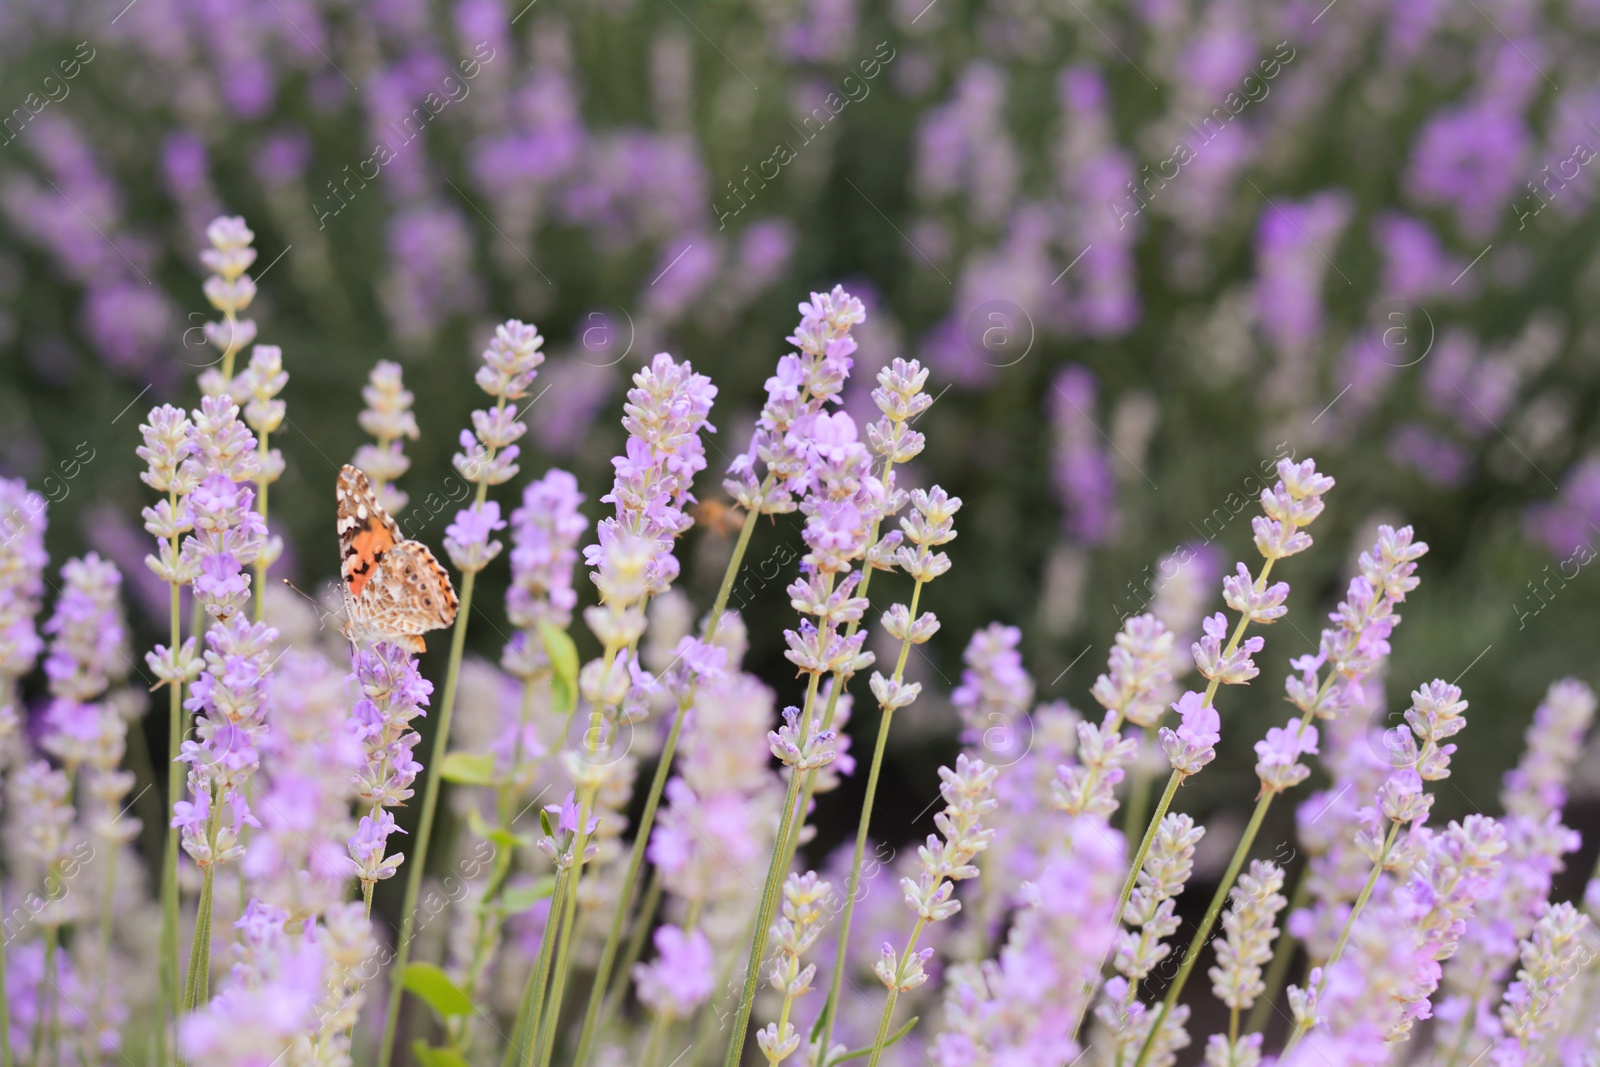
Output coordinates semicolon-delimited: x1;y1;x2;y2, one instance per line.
1050;364;1118;545
1097;816;1201;1064
504;468;588;640
892;754;996;933
951;622;1032;742
1495;901;1590;1060
1208;860;1287;1014
353;359;421;512
446;320;545;577
40;553;126;705
1160;690;1220;777
726;286;866;515
757;871;835;1064
347;642;433;887
249;650;363;916
173;616;278;868
1089;614;1173;728
633;925;716;1021
178;900;338;1061
196;215;259;395
0;477;48;761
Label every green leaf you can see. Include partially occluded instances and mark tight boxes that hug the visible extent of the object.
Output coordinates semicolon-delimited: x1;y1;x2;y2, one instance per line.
402;962;474;1020
538;620;579;690
827;1016;919;1065
499;877;557;914
410;1041;470;1067
438;751;497;787
465;807;531;853
410;1040;470;1067
548;671;576;718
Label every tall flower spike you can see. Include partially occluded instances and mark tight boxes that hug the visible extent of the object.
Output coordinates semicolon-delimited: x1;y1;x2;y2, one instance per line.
173;616;278;869
0;476;50;759
353;359;421;513
757;871;835;1065
197;215;259;396
445;320;545;576
1097;814;1203;1062
454;319;544;491
1495;900;1590;1058
1208;860;1287;1014
347;642;434;889
503;468;588;677
726;285;866;516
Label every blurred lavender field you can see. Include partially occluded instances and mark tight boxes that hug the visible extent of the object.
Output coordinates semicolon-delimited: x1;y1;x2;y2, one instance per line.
5;0;1600;1063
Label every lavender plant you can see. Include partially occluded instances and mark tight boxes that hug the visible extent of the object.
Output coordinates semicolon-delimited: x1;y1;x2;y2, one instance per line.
3;172;1600;1067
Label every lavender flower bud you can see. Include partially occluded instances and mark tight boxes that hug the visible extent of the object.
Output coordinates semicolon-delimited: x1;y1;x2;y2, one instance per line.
138;404;199;496
1254;720;1319;795
474;319;545;400
1209;860;1287;1010
1222;562;1290;624
1193;612;1265;685
1160;690;1219;777
1090;614;1174;727
1497;901;1590;1055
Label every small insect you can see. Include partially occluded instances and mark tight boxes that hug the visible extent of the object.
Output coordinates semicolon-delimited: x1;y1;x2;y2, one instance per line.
691;498;745;538
336;464;458;653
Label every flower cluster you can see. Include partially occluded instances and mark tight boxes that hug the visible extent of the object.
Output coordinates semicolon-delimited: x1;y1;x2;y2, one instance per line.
172;616;278;868
0;477;49;759
353;359;421;512
445;320;545;575
757;871;834;1064
725;286;866;515
505;469;588;640
346;642;433;887
1097;814;1203;1059
196;215;258;393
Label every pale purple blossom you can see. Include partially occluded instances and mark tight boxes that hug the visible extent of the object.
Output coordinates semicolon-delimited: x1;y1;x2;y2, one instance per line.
1160;690;1219;776
633;925;716;1020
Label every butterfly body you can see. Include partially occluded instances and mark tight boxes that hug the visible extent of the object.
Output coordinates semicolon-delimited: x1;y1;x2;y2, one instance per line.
336;464;458;653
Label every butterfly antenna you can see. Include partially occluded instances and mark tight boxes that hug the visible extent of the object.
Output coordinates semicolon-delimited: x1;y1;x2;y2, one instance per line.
280;577;353;634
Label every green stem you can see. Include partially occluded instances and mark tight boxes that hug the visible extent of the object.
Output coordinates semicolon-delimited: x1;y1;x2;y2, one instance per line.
504;863;572;1067
571;698;689;1067
600;869;662;1020
640;1012;670;1067
1280;820;1400;1058
30;924;58;1066
533;821;589;1067
1129;787;1275;1067
0;884;9;1067
865;918;927;1067
818;576;925;1052
1243;866;1308;1038
159;520;182;1067
377;560;481;1067
722;670;823;1067
820;703;893;1053
182;792;222;1012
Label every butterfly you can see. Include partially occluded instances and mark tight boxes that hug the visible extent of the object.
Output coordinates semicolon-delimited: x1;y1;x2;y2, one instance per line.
336;464;458;653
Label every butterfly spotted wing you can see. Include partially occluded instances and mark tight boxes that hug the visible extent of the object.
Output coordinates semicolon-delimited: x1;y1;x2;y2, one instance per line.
336;464;458;653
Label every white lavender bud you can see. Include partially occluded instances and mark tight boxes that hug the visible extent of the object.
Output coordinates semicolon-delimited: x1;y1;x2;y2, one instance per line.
1208;860;1287;1010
